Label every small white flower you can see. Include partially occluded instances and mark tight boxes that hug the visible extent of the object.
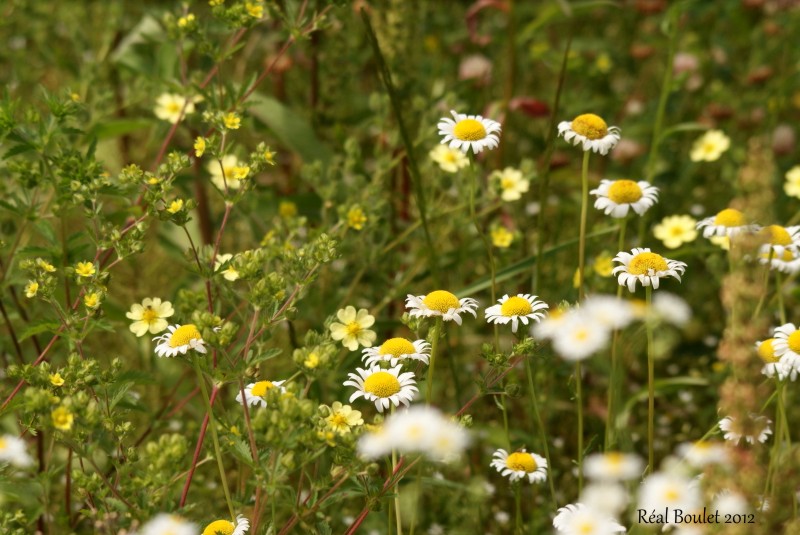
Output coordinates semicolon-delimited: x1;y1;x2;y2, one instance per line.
769;323;800;380
437;110;501;154
712;491;750;517
718;415;772;445
590;179;659;218
637;472;702;517
612;247;687;293
651;292;692;326
696;208;757;238
676;441;729;469
490;448;547;484
0;434;33;468
552;503;626;535
484;293;548;333
140;513;197;535
344;365;417;413
405;290;478;326
580;482;629;516
235;380;287;408
584;452;643;481
362;338;430;367
581;295;635;331
153;324;207;357
558;113;621;155
550;310;610;361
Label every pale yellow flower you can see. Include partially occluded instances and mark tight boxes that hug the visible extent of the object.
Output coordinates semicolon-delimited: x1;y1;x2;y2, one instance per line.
330;306;376;351
325;401;363;435
36;258;56;272
593;253;614;277
154;93;195;124
347;207;367;230
690;130;730;162
177;14;196;28
24;281;39;298
208;155;247;191
429;145;469;173
245;2;264;18
167;199;184;214
194;137;206;158
304;352;320;369
491;167;530;202
83;292;101;309
51;406;74;431
223;112;241;130
214;254;240;281
491;226;514;248
126;297;174;337
49;373;65;387
653;215;698;249
783;165;800;199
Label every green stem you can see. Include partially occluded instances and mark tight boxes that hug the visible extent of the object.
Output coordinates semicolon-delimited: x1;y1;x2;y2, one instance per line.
468;156;498;349
645;6;678;184
645;286;655;473
192;359;236;521
514;484;522;534
524;354;557;505
606;219;628;450
501;392;512;450
425;318;443;403
578;151;590;301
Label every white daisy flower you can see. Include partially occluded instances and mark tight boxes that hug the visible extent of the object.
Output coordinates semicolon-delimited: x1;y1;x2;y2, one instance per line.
651;292;692;327
329;306;377;351
758;225;800;257
357;427;392;459
551;310;610;361
202;514;250;535
344;365;418;413
437;110;501;154
612;247;687;293
557;113;621;155
490;167;530;202
531;309;569;340
581;295;635;331
712;491;750;517
0;434;33;468
362;337;431;367
235;380;287;408
756;338;791;380
590;179;659;218
637;472;702;517
584;451;643;481
153;324;207;357
490;448;547;484
207;154;249;191
696;208;757;238
126;297;174;337
580;483;629;516
484;293;549;333
429;145;469;173
154;93;195;124
405;290;478;326
676;441;729;468
718;415;772;445
552;503;626;535
770;323;800;380
140;513;197;535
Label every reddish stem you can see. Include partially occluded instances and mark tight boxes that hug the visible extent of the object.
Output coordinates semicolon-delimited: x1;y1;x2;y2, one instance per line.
178;385;220;507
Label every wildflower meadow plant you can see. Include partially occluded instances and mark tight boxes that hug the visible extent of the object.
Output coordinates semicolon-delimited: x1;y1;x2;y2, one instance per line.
2;2;799;534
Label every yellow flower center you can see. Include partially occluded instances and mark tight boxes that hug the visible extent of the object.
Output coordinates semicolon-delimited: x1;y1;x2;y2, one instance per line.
345;321;363;336
577;521;595;535
570;113;609;140
0;437;6;450
605;452;624;468
422;290;460;313
506;451;537;472
251;380;275;398
761;225;792;246
330;413;349;428
787;331;800;354
202;519;234;535
501;177;516;190
607;180;643;204
379;338;416;358
168;324;202;348
628;252;668;275
363;371;401;398
166;102;181;114
758;339;779;363
713;208;745;227
141;307;159;323
500;296;533;317
453;118;487;141
664;488;680;502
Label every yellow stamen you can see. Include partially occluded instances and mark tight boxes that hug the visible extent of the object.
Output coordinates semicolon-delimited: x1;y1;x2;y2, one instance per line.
363;371;401;398
758;339;779;363
345;321;362;336
571;113;608;140
506;451;537;472
422;290;460;313
500;296;533;317
453;119;487;141
607;179;643;204
760;225;792;246
251;380;275;398
787;331;800;354
713;208;745;227
628;252;668;275
202;519;235;535
168;324;202;348
379;338;416;358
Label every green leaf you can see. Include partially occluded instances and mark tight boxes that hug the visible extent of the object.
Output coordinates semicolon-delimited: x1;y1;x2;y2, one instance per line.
108;381;134;410
19;320;61;341
658;122;708;144
90;119;153;140
248;93;333;165
249;347;282;365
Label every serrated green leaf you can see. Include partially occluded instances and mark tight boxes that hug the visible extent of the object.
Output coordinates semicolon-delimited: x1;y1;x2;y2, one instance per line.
19;320;61;341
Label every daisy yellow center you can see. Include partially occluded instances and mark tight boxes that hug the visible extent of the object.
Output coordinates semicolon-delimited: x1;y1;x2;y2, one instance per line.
453;119;487;141
500;296;533;317
422;290;460;313
363;372;401;398
605;452;624;468
787;331;800;354
762;225;792;246
571;113;608;140
574;328;589;341
168;324;202;348
251;380;275;397
506;452;537;472
607;180;643;204
0;437;5;450
141;307;159;323
379;338;416;358
713;208;745;227
577;521;595;535
202;519;234;535
758;339;779;363
628;252;668;275
346;321;363;336
664;488;680;502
